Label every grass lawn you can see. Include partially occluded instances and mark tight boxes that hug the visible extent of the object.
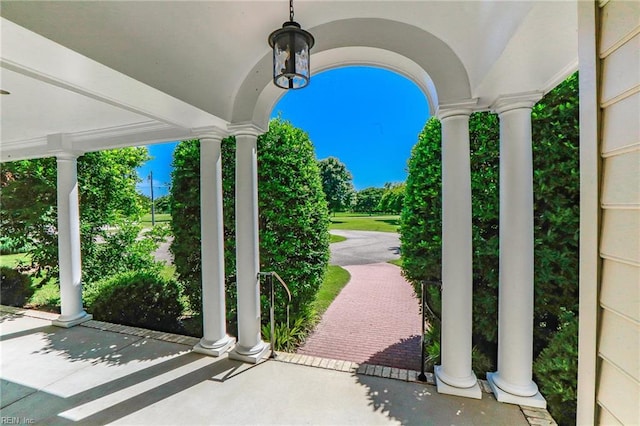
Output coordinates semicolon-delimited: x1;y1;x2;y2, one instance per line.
329;213;399;233
0;253;30;269
329;233;347;244
141;213;171;227
312;265;350;317
28;280;60;310
388;258;403;268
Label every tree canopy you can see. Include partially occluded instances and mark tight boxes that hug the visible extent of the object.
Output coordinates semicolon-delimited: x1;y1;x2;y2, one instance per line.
0;148;160;283
317;157;355;213
353;187;385;214
377;183;405;214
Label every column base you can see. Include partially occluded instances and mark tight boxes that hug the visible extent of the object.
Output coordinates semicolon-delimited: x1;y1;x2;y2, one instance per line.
228;340;270;364
487;372;546;408
193;335;235;357
52;311;92;328
435;365;482;399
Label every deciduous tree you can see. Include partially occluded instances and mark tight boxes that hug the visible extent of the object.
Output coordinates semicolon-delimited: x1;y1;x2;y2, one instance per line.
0;148;158;283
353;187;384;214
317;157;355;213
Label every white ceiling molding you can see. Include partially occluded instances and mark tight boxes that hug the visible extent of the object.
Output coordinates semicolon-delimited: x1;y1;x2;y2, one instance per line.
0;121;193;163
1;18;227;130
0;2;578;161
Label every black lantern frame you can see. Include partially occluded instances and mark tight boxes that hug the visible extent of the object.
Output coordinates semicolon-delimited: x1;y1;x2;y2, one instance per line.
268;4;314;89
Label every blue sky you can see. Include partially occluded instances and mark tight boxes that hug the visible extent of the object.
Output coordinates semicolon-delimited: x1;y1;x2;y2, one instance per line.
137;66;430;196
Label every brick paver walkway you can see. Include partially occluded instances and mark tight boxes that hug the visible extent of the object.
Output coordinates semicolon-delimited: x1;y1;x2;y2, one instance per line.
298;262;422;370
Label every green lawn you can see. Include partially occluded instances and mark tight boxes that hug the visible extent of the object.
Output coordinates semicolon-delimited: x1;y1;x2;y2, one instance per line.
141;213;171;227
138;212;399;232
329;213;399;233
329;233;347;244
388;257;403;268
312;265;350;317
0;253;30;269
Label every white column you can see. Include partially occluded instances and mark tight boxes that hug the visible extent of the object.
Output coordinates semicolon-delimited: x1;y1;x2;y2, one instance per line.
487;92;546;408
52;152;92;328
228;124;269;364
193;130;235;356
435;102;481;399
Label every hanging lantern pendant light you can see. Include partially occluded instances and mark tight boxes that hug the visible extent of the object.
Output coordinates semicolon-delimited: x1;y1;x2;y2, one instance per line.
268;0;315;89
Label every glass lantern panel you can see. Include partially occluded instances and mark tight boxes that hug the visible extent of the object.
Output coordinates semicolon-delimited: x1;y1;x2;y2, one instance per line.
273;37;290;78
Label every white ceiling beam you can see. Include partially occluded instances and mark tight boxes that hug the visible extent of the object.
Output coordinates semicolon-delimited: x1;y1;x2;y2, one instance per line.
1;18;228;131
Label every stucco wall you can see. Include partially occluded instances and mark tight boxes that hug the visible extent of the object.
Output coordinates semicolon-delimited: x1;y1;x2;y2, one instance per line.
596;1;640;424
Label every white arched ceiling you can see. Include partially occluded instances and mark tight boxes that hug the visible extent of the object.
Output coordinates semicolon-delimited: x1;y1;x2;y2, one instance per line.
249;47;438;129
232;18;470;128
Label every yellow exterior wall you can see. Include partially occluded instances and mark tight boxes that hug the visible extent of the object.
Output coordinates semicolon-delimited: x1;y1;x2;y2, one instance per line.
596;1;640;424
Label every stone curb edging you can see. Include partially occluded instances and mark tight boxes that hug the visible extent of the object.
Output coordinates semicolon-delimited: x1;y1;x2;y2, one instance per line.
0;305;200;347
0;306;556;425
82;319;201;347
273;350;436;384
273;351;557;426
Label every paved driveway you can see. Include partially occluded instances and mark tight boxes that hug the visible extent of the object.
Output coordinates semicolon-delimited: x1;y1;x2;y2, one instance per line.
329;230;400;266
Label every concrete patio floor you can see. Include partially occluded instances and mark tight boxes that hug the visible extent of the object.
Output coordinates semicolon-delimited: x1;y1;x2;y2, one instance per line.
0;308;538;425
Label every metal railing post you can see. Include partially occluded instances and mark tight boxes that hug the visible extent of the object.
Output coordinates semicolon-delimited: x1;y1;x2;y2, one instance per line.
269;273;276;359
418;280;427;381
258;271;291;360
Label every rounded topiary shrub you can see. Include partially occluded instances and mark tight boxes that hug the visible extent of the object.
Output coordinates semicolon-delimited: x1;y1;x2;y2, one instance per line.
84;270;184;333
0;267;33;307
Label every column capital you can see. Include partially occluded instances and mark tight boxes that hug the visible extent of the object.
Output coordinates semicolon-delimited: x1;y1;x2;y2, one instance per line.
194;125;228;141
491;91;543;115
436;99;478;120
48;134;83;160
228;122;266;138
54;151;84;161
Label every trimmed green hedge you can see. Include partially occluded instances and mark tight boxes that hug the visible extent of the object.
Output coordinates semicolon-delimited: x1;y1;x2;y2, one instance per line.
84;270;184;333
170;118;330;333
0;267;33;307
401;73;579;423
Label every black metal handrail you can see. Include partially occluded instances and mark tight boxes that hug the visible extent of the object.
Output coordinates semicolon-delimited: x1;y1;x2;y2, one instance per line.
419;279;442;381
257;271;292;358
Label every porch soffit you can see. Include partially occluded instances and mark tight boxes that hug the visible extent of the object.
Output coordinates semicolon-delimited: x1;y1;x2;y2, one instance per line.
1;1;578;160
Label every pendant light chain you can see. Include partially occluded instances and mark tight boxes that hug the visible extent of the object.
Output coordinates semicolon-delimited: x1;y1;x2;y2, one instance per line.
289;0;294;22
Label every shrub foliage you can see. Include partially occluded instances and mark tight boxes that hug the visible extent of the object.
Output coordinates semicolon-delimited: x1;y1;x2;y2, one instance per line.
401;73;579;422
170;118;330;332
534;314;578;426
0;267;34;307
84;270;184;333
0;148;162;284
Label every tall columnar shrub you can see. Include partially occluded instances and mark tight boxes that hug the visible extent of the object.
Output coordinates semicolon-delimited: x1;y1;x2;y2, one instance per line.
401;73;579;419
170;118;330;331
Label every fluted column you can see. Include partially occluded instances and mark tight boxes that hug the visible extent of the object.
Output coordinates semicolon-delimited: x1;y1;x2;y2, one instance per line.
487;92;546;408
52;152;92;328
434;101;481;399
193;129;235;356
228;123;269;364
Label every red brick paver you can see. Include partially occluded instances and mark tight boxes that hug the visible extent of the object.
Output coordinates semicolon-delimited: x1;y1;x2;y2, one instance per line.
298;262;422;370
